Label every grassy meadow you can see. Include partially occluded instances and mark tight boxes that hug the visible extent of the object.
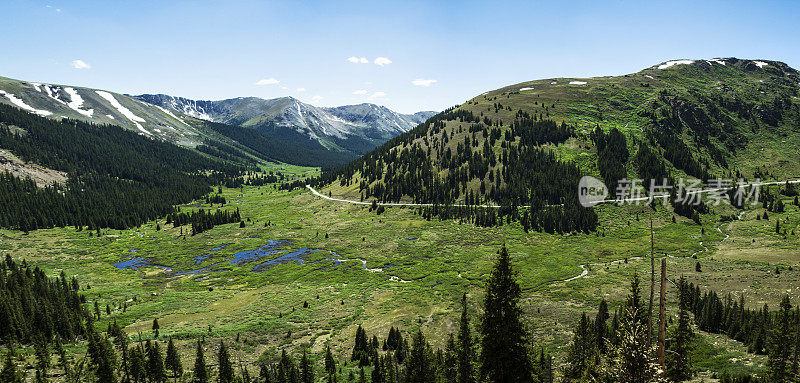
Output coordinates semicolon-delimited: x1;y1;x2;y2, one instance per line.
2;170;799;379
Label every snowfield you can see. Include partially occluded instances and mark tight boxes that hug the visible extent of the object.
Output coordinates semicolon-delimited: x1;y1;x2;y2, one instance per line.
0;90;53;116
64;87;94;117
96;91;150;135
657;60;695;69
754;61;769;68
519;87;534;91
569;81;587;85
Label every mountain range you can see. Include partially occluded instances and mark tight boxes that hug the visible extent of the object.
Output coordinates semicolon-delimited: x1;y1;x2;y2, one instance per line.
132;94;435;155
0;75;435;166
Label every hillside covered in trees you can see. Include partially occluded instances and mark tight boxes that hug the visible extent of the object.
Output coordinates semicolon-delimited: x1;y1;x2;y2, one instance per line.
304;59;800;233
0;103;248;231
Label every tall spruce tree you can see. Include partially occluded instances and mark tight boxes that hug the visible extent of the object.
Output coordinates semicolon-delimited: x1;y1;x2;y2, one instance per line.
563;312;599;381
603;276;663;383
193;341;208;383
479;244;532;383
767;296;795;383
165;337;183;381
595;299;610;354
217;341;234;383
324;345;336;376
405;330;435;383
456;293;475;383
300;349;314;383
146;341;166;383
666;277;694;382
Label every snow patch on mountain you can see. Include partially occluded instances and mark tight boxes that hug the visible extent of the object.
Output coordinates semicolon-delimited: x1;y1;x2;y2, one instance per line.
569;81;587;85
657;60;695;69
42;84;67;104
64;87;94;117
0;90;53;116
96;91;150;135
754;61;769;68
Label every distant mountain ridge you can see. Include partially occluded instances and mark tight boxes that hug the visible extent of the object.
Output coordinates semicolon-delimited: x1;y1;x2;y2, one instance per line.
0;76;205;147
133;94;436;155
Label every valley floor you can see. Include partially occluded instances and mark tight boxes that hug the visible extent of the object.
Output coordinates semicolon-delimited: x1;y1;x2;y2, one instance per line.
2;181;800;379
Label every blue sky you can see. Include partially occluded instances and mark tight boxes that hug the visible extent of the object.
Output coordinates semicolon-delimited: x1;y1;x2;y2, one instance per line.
1;0;798;113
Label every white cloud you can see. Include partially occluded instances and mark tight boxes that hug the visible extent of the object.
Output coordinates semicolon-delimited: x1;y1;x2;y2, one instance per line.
374;57;392;66
254;78;280;86
296;88;306;92
347;56;369;64
311;95;323;103
370;91;387;99
280;86;288;90
71;60;91;70
353;89;368;95
412;78;437;87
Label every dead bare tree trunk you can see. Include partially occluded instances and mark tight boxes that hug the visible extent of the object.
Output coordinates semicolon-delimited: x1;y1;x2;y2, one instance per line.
658;257;667;368
648;208;654;344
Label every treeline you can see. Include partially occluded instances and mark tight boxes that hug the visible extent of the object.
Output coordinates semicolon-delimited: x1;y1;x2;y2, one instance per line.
166;208;241;235
682;280;800;362
0;103;246;231
0;255;89;345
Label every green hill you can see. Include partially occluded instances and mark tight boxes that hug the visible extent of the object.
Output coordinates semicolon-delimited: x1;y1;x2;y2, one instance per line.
313;58;800;231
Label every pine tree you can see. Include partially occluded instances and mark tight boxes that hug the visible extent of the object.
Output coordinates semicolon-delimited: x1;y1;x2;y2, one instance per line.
456;293;475;383
564;312;599;381
217;341;234;383
767;296;795;382
351;325;370;366
129;346;147;383
193;341;208;383
479;244;532;382
300;349;314;383
666;277;694;382
324;345;336;376
146;341;166;383
153;318;160;339
444;334;457;383
405;330;435;383
165;337;183;381
33;336;50;375
595;299;610;354
603;276;663;383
